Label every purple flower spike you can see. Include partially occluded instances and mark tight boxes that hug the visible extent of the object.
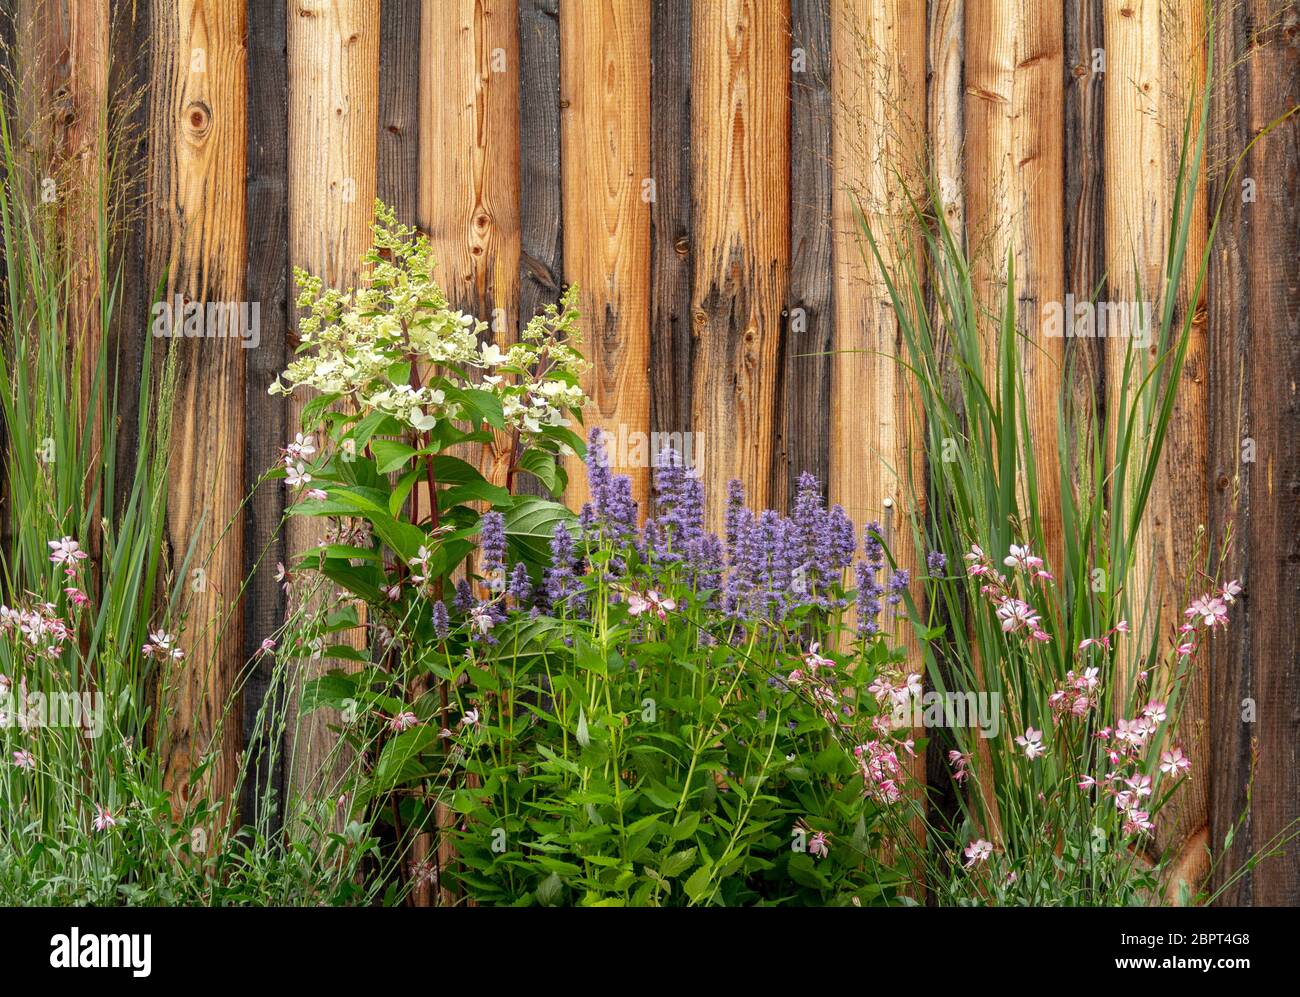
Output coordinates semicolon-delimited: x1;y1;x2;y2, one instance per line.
480;511;507;589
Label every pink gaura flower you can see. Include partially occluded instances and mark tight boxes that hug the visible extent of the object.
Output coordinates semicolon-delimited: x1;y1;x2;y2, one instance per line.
1122;808;1154;835
627;589;676;621
460;708;480;728
48;536;89;567
996;598;1041;634
284;461;312;488
12;749;34;770
963;838;993;867
1184;593;1229;629
1160;747;1191;775
63;587;90;607
1219;579;1243;604
92;804;121;832
1015;726;1046;760
388;711;419;733
809;831;830;859
141;631;183;661
1077;774;1096;790
259;637;277;654
1142;701;1167;724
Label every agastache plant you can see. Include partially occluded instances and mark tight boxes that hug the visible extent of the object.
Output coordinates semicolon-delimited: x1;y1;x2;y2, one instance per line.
295;422;930;905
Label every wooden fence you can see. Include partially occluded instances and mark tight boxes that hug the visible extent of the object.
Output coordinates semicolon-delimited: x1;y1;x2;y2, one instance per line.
5;0;1296;904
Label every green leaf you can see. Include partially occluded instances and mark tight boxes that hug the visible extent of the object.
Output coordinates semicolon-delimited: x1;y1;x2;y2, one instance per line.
660;848;697;878
372;439;419;474
505;496;576;564
683;865;714;904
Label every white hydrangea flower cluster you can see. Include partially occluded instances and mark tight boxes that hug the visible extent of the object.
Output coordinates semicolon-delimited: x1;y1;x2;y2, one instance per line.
270;201;587;438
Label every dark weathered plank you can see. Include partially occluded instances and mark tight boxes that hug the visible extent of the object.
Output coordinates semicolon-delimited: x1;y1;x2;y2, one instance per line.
515;0;561;499
241;0;290;830
1063;0;1105;445
518;0;563;332
1209;0;1300;907
106;0;153;525
649;0;693;453
378;0;421;226
774;0;832;510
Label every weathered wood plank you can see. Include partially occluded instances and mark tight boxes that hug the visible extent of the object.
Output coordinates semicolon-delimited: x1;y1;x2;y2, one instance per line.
241;0;291;829
829;0;925;844
559;0;651;510
1209;0;1300;907
649;0;693;459
146;0;249;812
776;0;833;510
922;0;964;841
419;0;521;490
1064;0;1106;443
691;0;788;527
965;0;1066;572
518;0;563;332
1103;0;1209;884
378;0;420;226
285;0;379;796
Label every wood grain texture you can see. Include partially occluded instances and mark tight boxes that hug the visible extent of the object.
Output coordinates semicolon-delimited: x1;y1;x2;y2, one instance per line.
964;0;1066;572
923;0;964;840
241;0;291;829
1064;0;1106;442
286;0;379;796
829;0;925;837
378;0;421;225
1208;0;1300;907
419;0;521;489
691;0;789;527
146;0;248;811
518;0;564;330
777;0;833;509
560;0;651;511
1102;0;1209;876
649;0;693;454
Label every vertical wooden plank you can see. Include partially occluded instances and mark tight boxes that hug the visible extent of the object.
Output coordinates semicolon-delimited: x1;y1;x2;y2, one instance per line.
829;0;925;836
146;0;248;809
964;0;1066;572
242;0;290;828
516;0;563;500
286;0;379;793
691;0;788;526
1209;0;1300;907
649;0;693;454
518;0;564;333
419;0;520;489
776;0;833;508
1064;0;1106;435
378;0;421;226
923;0;964;831
65;0;111;443
107;0;152;523
1103;0;1209;884
560;0;651;511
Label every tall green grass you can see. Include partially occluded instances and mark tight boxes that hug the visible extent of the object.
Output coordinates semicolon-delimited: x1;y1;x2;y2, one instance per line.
0;39;383;905
854;16;1299;903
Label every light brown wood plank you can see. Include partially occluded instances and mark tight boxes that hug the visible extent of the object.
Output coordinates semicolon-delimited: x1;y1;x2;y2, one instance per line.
830;0;926;845
145;0;249;813
964;0;1066;573
419;0;521;489
559;0;651;511
690;0;789;528
286;0;380;797
1102;0;1209;882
